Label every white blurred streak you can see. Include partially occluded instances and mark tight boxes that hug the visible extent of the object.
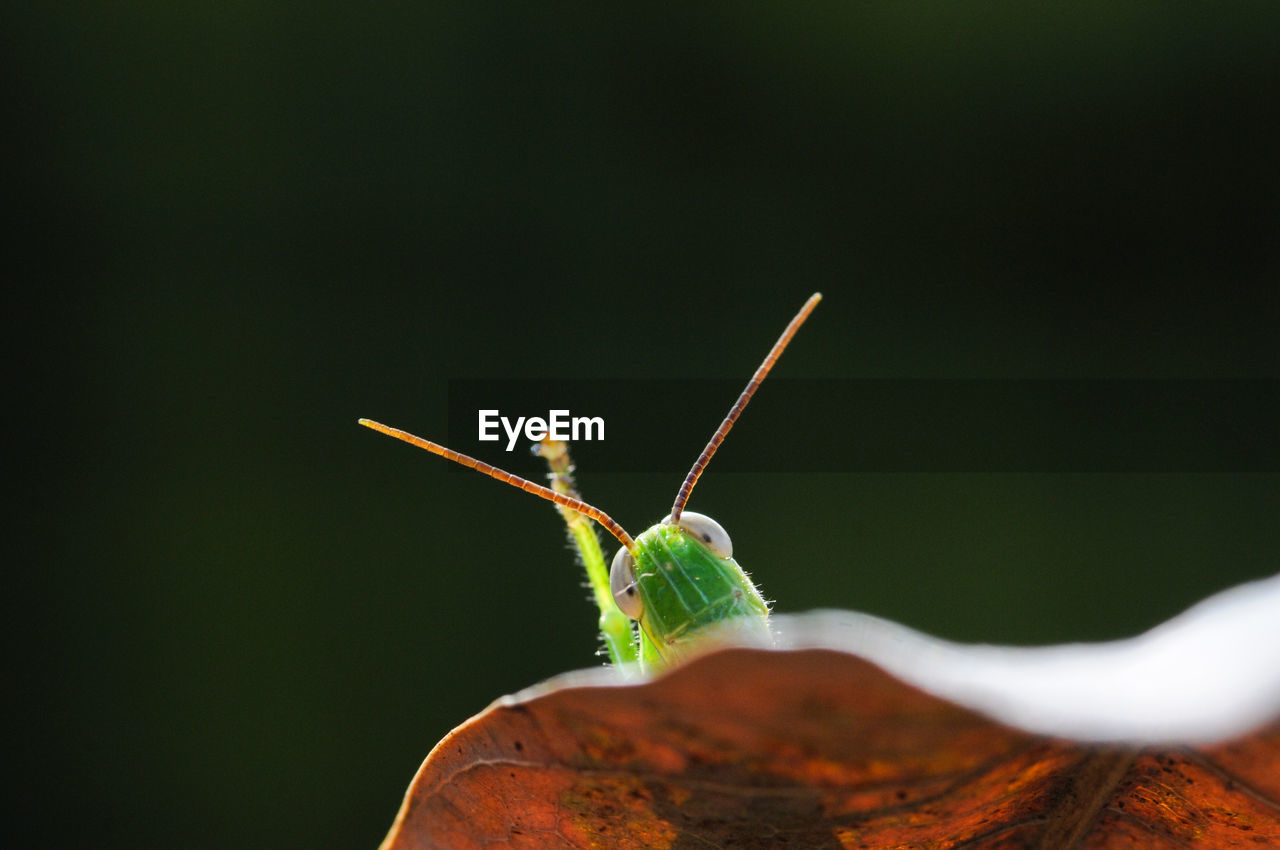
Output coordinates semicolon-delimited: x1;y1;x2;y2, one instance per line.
772;572;1280;743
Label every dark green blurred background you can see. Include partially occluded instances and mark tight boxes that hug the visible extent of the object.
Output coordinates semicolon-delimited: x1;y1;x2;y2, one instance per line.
14;4;1278;848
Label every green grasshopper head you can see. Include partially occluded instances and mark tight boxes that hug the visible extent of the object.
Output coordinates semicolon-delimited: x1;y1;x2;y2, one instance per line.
609;511;770;661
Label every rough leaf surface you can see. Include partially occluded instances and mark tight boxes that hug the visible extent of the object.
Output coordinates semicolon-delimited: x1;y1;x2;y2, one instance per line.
380;648;1280;849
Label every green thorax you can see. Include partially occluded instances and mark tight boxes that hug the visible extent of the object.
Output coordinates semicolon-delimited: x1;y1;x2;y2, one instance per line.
632;522;770;660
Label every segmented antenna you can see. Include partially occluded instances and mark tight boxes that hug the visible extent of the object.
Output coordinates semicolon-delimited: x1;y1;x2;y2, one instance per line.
669;292;822;523
359;419;637;553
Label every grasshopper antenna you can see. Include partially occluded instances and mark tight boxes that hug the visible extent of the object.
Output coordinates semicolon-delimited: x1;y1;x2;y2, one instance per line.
669;292;822;523
359;419;637;553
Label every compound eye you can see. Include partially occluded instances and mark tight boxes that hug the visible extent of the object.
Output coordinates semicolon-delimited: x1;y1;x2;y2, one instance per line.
609;547;643;619
676;511;733;559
